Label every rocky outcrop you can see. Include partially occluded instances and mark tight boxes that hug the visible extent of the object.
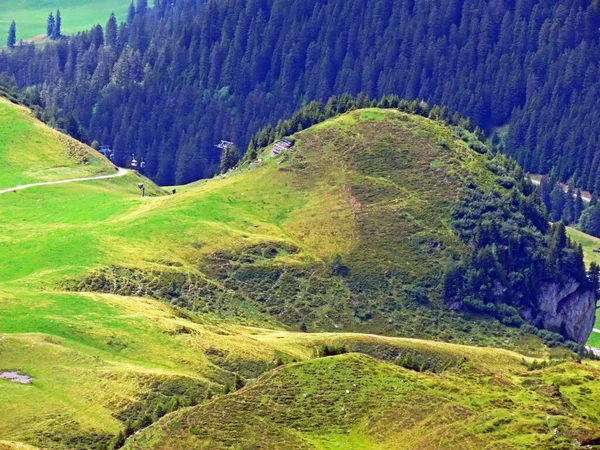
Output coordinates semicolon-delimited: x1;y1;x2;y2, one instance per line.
522;279;597;345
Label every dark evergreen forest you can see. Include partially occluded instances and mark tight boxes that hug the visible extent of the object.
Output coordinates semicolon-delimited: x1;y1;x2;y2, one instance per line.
1;0;600;186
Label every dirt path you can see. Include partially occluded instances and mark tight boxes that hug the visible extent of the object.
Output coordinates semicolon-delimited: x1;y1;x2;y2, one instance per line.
530;176;592;203
0;168;128;195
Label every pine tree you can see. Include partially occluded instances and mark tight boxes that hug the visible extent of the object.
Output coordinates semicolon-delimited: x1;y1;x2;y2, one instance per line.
47;12;55;38
539;176;553;211
581;203;600;238
575;189;585;223
589;262;600;292
105;13;118;48
549;185;566;222
136;0;148;16
220;146;240;173
7;21;16;49
91;24;104;49
127;2;136;24
562;186;575;225
51;10;61;40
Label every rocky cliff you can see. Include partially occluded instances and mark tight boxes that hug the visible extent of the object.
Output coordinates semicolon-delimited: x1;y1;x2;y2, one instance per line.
522;279;597;345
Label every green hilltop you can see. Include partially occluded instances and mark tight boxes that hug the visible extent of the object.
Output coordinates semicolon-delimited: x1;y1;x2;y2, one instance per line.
0;0;133;43
0;99;599;449
0;96;115;188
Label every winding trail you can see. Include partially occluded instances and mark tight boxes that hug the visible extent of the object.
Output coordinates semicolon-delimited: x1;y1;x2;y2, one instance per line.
0;168;128;195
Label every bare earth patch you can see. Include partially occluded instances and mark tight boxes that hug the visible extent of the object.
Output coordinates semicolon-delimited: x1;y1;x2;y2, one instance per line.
0;371;33;384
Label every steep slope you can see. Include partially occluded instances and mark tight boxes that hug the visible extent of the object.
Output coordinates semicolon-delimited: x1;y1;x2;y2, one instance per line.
0;105;597;450
70;107;595;343
3;0;600;189
126;351;600;450
0;96;115;189
69;108;516;342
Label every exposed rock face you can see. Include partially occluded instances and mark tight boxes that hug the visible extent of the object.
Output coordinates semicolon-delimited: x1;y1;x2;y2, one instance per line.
524;279;597;345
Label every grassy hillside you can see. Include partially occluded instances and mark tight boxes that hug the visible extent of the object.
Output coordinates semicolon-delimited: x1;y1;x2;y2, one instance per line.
126;350;600;450
0;97;115;188
0;0;134;42
66;108;522;342
0;105;599;449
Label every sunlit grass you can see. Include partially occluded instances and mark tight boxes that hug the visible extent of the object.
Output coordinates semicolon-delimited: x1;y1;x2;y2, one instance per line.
0;0;136;42
1;103;599;448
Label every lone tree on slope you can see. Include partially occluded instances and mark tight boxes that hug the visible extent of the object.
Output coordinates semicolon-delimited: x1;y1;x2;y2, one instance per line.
47;12;55;38
7;21;16;48
220;145;240;174
51;10;61;40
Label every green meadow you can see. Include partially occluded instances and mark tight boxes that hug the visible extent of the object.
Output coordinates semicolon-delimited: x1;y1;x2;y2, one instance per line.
0;97;112;188
0;0;135;42
1;100;600;449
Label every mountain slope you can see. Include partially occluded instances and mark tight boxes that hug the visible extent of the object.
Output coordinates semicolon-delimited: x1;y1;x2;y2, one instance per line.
68;107;520;343
0;104;597;449
3;0;600;189
126;351;600;450
0;96;115;189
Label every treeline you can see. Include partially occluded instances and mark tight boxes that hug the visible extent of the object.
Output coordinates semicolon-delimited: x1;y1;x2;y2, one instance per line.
538;175;586;226
247;94;596;343
446;165;593;329
537;174;600;240
245;93;485;161
1;0;600;185
580;202;600;238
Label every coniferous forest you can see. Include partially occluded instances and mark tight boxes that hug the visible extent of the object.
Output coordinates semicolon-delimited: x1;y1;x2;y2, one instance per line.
1;0;600;186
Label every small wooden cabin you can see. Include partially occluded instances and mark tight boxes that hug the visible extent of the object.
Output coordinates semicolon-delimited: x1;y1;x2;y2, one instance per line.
271;138;294;157
99;145;112;158
216;140;235;150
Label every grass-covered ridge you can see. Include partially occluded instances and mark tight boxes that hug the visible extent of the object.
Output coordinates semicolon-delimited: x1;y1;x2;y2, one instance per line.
126;350;600;450
0;103;598;449
68;108;521;343
0;96;115;188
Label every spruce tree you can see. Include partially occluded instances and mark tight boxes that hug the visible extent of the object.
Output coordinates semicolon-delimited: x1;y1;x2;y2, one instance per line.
105;13;117;48
7;0;600;186
51;10;61;40
562;186;575;225
136;0;148;16
583;204;600;238
127;2;136;25
575;190;585;223
589;262;600;292
220;146;240;173
46;12;55;38
91;24;104;49
549;185;566;222
539;176;553;211
7;21;16;49
546;223;567;279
